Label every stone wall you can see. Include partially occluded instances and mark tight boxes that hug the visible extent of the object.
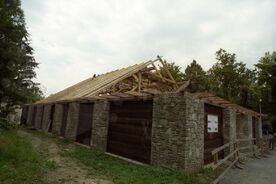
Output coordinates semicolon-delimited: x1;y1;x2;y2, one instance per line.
184;95;204;171
41;104;51;132
52;104;63;135
256;117;263;147
91;101;110;151
34;105;43;129
26;105;34;126
223;108;237;153
236;114;252;138
151;93;204;172
65;102;80;141
236;114;253;153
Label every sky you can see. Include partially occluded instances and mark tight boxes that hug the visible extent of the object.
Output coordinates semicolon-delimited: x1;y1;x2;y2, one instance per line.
21;0;276;96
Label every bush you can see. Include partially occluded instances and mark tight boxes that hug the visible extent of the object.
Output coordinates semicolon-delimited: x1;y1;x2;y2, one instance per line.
0;117;17;130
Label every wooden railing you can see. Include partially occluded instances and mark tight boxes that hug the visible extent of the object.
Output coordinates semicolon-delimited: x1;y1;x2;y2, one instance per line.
212;138;257;184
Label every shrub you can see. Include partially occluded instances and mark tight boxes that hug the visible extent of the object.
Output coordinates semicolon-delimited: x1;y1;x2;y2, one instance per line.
0;117;17;130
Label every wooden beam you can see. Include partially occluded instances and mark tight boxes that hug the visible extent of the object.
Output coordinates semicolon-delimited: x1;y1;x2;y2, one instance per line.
176;80;190;93
110;92;133;98
145;72;176;84
125;91;144;97
151;63;162;78
141;89;161;95
99;94;120;99
140;67;154;72
132;74;138;81
138;72;142;93
157;55;178;87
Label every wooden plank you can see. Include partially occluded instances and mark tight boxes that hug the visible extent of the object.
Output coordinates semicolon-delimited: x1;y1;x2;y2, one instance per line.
107;100;153;164
212;157;239;184
157;56;178;87
149;73;176;84
237;138;256;142
111;93;133;98
99;94;120;99
151;63;162;78
212;142;231;155
212;149;238;170
125;91;144;97
141;89;161;95
138;72;142;93
176;80;190;93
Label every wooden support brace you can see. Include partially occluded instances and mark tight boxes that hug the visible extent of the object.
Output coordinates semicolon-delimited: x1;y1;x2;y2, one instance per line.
138;72;142;93
157;55;178;87
151;63;162;78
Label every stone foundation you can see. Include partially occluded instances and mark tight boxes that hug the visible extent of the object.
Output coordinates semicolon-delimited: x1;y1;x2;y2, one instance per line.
91;101;110;151
151;93;204;172
65;102;80;141
223;108;237;153
52;104;63;135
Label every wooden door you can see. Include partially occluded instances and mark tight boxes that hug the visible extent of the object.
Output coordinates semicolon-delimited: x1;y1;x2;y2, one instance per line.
252;117;256;144
204;104;223;165
20;105;29;125
39;105;44;129
76;103;94;145
60;104;69;137
31;106;37;127
48;104;55;133
107;100;153;164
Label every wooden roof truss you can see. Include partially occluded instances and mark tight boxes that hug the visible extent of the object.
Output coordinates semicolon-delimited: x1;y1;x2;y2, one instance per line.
194;92;261;117
37;57;189;104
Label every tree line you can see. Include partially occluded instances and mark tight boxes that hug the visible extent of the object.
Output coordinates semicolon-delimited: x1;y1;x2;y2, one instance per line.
0;0;43;120
162;49;276;129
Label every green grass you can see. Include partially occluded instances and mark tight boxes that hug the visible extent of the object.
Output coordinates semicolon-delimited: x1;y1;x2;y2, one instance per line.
0;129;57;184
63;145;214;184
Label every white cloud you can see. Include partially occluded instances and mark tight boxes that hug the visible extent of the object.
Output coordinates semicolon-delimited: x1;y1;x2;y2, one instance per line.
21;0;276;95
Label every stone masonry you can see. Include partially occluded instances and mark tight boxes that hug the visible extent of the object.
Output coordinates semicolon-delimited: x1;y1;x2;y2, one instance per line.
256;117;263;147
184;95;204;171
236;114;253;139
223;108;237;153
65;102;80;141
52;104;63;135
91;101;110;151
236;114;253;153
151;93;204;172
41;104;51;132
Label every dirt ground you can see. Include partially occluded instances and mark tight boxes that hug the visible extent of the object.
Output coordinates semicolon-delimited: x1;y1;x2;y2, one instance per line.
220;150;276;184
18;130;113;184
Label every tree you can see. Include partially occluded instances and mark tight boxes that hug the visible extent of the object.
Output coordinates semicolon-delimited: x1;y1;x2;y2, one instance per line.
0;0;42;118
207;49;254;106
183;60;207;92
255;52;276;126
160;61;184;82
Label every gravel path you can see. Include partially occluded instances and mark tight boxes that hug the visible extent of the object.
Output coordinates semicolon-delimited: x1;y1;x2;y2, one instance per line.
220;150;276;184
19;129;96;184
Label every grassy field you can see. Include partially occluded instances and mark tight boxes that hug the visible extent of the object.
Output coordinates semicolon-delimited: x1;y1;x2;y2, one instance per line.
0;128;214;184
62;141;214;184
0;129;56;184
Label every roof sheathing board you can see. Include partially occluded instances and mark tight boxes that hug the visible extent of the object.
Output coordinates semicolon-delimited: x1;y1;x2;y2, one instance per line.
193;92;261;117
37;60;154;104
